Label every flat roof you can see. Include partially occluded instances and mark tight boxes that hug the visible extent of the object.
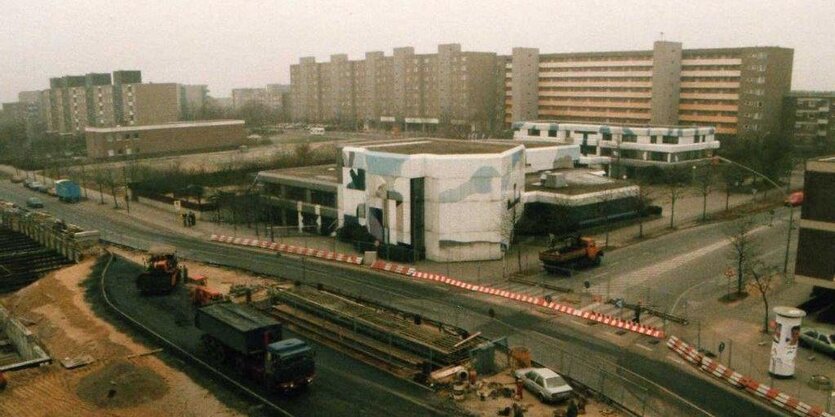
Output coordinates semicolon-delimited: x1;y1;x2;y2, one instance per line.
351;138;520;155
85;119;244;133
259;164;339;185
525;169;633;195
199;302;278;333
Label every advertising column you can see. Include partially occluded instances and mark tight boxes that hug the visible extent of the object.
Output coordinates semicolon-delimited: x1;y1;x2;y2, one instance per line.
769;306;807;378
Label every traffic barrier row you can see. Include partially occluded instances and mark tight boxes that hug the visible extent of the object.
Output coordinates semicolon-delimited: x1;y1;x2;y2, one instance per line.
372;261;664;339
667;336;833;417
210;234;363;265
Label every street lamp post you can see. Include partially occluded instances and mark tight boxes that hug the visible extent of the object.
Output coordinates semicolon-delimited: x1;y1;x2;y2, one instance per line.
712;156;796;275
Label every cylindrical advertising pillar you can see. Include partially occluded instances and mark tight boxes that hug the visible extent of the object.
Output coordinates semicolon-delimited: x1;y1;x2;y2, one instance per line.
769;306;806;378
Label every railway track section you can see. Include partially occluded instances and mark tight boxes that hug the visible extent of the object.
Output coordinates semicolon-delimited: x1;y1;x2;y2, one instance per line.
97;250;295;417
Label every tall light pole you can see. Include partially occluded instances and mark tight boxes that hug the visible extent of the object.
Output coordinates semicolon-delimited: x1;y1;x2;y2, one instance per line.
712;156;797;275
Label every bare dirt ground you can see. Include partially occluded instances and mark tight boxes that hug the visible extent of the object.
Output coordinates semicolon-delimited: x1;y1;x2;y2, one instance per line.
454;372;620;417
0;258;244;417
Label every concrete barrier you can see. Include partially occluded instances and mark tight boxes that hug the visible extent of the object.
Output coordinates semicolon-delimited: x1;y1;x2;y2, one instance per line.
373;261;664;338
210;234;363;265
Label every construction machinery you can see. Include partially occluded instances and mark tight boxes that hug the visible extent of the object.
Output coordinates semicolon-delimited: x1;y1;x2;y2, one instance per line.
539;233;603;273
136;244;182;294
186;274;226;306
195;302;315;391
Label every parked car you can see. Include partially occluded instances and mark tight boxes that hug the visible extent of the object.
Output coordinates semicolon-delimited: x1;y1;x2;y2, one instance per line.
513;367;573;403
30;181;48;193
785;191;804;207
799;327;835;356
26;197;44;208
23;178;34;188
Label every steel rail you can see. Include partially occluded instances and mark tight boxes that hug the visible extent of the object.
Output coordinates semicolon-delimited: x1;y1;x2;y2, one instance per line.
97;249;295;417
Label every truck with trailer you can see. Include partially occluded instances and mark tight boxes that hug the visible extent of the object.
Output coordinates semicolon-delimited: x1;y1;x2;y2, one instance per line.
194;302;315;391
54;179;82;203
539;233;603;274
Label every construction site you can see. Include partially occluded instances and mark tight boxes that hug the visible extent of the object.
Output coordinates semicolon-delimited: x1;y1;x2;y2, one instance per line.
0;194;622;417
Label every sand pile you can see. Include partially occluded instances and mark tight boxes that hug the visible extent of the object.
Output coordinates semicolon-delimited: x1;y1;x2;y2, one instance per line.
76;359;169;408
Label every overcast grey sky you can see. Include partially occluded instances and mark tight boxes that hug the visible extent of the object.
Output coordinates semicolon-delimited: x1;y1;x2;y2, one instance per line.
1;0;833;103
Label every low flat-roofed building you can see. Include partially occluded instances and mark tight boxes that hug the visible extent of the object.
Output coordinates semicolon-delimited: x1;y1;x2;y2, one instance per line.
513;121;719;177
85;120;246;158
257;138;641;262
794;155;835;288
256;164;341;235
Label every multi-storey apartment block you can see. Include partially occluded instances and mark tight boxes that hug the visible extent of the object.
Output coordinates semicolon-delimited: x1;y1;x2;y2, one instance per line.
38;71;179;135
503;41;793;136
794;156;835;288
290;44;502;131
782;91;835;154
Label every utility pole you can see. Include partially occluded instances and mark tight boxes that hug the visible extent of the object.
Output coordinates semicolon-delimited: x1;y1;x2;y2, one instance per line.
783;204;794;274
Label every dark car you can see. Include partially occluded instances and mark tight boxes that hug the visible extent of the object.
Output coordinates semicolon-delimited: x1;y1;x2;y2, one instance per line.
26;197;44;208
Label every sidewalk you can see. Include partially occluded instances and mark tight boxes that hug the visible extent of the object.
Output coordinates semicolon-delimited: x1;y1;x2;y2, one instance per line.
662;273;835;413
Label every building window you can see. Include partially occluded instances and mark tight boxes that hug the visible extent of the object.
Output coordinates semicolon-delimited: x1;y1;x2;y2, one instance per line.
547;130;557;137
124;134;131;140
662;135;678;144
622;134;637;143
528;128;540;136
133;133;139;139
650;135;659;144
602;133;612;142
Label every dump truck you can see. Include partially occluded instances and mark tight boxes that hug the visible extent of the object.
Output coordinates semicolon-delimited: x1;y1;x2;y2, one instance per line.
539;233;603;273
136;245;182;294
54;179;81;203
195;302;315;391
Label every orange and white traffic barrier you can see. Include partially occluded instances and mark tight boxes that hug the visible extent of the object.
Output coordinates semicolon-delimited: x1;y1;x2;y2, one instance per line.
210;234;363;265
372;260;664;338
667;336;833;417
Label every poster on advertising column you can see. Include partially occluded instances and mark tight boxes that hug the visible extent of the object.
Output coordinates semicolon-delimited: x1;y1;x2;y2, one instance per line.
769;306;806;378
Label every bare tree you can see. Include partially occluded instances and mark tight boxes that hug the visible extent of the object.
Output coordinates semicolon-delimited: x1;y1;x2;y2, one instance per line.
634;182;654;239
497;201;522;274
694;167;714;221
595;190;616;248
749;260;777;333
662;167;690;229
724;216;759;297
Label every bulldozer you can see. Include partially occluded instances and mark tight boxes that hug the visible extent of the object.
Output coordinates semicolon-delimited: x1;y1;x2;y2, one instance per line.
539;233;603;274
136;244;183;294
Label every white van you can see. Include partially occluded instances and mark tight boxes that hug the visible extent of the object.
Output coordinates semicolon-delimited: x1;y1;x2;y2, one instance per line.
309;127;325;136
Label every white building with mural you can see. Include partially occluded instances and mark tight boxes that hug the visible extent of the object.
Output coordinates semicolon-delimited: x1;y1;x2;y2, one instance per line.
513;122;720;176
340;140;526;261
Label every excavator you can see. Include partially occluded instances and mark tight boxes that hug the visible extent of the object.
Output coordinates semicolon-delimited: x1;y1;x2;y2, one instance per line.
539;233;603;274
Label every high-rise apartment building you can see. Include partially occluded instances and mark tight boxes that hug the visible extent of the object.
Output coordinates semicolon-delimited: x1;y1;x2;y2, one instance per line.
231;85;291;113
121;83;179;126
37;71;179;135
504;41;794;136
179;84;209;118
782;91;835;154
794;156;835;288
290;44;502;131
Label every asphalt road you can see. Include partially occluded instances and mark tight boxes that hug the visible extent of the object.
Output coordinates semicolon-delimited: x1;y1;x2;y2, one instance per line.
0;181;784;417
554;207;798;315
